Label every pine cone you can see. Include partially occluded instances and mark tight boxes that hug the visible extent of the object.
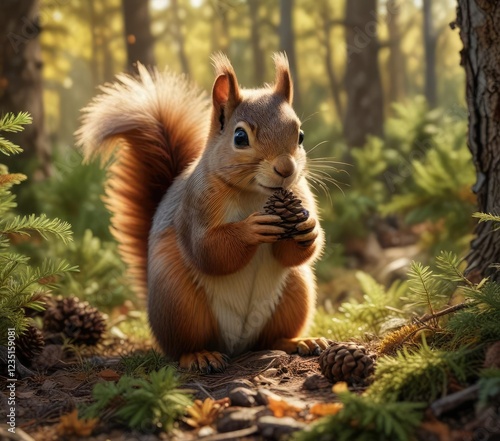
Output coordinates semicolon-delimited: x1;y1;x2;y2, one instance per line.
264;189;309;239
319;342;376;386
43;296;106;346
16;324;45;365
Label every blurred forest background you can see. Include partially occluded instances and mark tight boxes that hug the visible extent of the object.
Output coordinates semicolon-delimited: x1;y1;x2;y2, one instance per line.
0;0;473;309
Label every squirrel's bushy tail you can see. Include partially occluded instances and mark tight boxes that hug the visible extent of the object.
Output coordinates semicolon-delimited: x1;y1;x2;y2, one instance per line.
76;64;209;298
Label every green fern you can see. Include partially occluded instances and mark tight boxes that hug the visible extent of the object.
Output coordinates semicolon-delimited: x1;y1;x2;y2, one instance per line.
82;367;193;432
0;112;32;155
446;280;500;345
472;212;500;230
48;229;134;310
311;272;408;341
368;341;478;403
407;261;454;317
0;112;77;344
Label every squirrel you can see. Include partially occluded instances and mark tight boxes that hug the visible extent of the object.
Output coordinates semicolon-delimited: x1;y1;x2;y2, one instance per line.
76;53;327;372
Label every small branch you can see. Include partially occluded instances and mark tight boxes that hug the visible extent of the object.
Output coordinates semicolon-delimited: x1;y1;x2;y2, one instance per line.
430;383;479;417
201;425;259;441
417;302;473;324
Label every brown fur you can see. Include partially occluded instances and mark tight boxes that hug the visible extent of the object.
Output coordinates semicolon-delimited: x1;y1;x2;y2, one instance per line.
76;65;209;298
76;54;325;369
254;267;315;349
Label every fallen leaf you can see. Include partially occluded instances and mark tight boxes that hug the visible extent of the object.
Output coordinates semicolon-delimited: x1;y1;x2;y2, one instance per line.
310;402;344;417
267;396;303;418
184;398;229;428
56;409;98;437
332;381;349;394
98;368;121;382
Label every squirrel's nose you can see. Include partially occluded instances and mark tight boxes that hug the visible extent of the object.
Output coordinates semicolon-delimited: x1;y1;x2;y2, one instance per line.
273;155;296;178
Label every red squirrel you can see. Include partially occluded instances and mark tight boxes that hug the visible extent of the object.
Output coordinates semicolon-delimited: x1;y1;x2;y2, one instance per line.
76;53;327;372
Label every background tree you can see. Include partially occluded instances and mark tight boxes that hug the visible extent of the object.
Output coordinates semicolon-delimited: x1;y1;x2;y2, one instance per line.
0;0;50;178
122;0;156;73
279;0;301;110
423;0;437;108
457;1;500;282
248;0;265;86
385;0;406;108
343;0;384;148
317;2;344;120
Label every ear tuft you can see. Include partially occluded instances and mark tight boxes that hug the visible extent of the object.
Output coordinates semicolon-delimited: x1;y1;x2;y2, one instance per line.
210;52;242;131
273;52;293;104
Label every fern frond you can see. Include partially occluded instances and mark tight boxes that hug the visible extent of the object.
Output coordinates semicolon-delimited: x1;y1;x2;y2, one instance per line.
0;173;27;188
472;212;500;229
0;214;73;244
368;341;478;402
0;112;32;132
82;367;193;432
0;137;23;156
0;112;32;156
408;261;452;316
435;251;470;286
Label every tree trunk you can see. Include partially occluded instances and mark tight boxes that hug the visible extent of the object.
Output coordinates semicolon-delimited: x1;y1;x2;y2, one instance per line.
386;0;406;107
457;1;500;282
122;0;156;73
0;0;50;178
169;0;190;75
248;0;265;86
423;0;437;108
343;0;384;148
210;2;230;54
318;2;344;120
279;0;301;110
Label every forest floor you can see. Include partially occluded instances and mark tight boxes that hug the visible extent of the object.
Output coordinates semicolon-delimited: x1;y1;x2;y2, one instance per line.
1;337;496;441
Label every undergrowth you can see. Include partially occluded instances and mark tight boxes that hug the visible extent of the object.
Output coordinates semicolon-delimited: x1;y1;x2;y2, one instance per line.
303;220;500;440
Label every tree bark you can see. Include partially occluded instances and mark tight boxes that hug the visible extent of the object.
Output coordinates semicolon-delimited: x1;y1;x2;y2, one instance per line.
423;0;437;108
248;0;265;86
122;0;156;73
343;0;384;148
318;2;344;120
279;0;301;110
169;0;190;76
210;1;230;54
457;1;500;282
386;0;406;107
0;0;50;178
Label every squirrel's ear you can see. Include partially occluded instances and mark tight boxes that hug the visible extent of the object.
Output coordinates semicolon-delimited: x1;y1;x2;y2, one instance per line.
273;52;293;104
211;53;242;132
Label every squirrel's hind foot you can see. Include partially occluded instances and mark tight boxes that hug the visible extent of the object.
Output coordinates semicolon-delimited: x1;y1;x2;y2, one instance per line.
179;350;229;373
272;337;331;356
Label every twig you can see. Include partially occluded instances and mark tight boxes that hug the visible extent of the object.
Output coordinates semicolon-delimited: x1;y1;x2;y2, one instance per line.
199;425;259;441
417;302;473;324
430;384;480;417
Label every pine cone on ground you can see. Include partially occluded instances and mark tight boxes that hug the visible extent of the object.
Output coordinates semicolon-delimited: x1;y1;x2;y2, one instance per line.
264;189;309;239
43;296;106;346
319;342;376;386
16;324;45;364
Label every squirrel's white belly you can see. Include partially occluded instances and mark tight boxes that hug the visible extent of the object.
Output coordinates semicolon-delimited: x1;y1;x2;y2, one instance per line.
198;244;288;355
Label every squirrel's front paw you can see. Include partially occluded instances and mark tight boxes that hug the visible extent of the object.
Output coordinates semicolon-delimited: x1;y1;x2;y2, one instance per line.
179;350;229;374
292;217;318;247
243;212;286;245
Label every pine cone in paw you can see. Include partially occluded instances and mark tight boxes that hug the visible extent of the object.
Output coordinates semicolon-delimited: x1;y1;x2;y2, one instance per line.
16;324;45;365
264;189;310;239
319;342;376;386
43;296;106;346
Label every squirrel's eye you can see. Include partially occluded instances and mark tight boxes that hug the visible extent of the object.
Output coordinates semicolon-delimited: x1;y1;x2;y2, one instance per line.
298;130;305;145
234;128;249;148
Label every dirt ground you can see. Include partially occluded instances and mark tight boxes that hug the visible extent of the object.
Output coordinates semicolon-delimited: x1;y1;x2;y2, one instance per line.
1;341;499;441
